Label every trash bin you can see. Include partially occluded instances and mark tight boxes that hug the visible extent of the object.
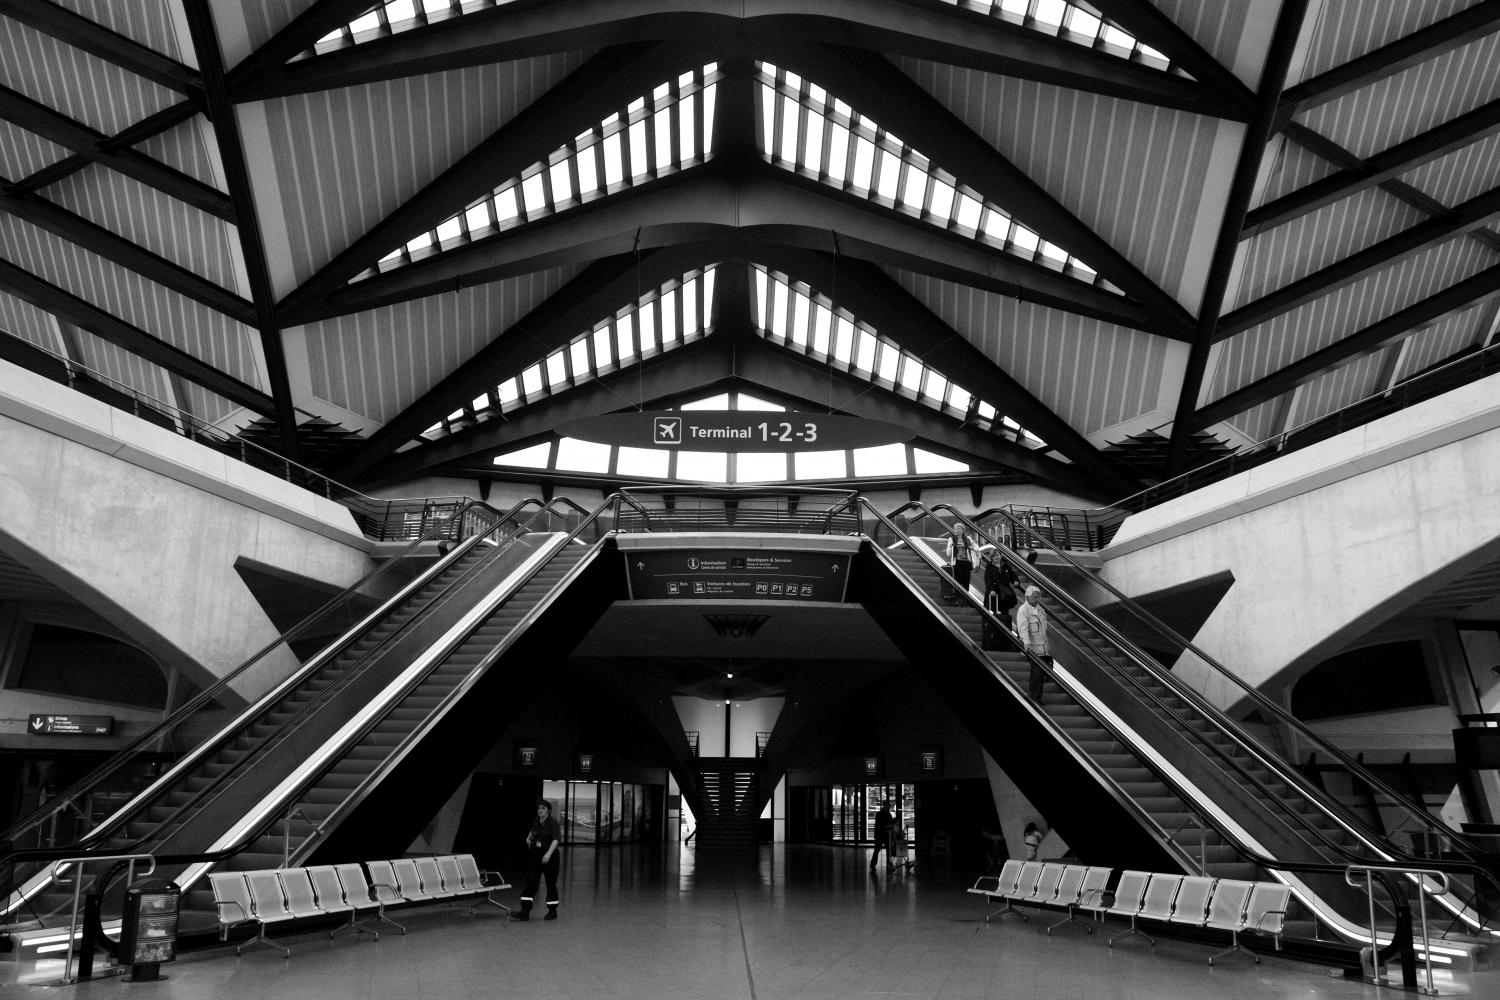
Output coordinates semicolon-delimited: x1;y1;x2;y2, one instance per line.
119;878;179;982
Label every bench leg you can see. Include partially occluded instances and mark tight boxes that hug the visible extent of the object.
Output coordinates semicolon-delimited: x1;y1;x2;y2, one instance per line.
985;898;1027;923
1208;931;1258;966
1108;916;1154;948
369;902;406;935
236;923;290;959
330;910;379;942
1047;906;1093;936
467;890;510;916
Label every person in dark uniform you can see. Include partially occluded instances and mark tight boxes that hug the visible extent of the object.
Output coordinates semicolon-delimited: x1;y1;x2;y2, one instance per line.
870;799;894;871
516;799;561;920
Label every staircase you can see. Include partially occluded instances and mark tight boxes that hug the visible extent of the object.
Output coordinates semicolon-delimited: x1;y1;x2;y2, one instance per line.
691;760;760;850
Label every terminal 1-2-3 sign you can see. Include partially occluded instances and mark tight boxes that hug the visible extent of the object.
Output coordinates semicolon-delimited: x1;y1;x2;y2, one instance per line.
556;410;913;452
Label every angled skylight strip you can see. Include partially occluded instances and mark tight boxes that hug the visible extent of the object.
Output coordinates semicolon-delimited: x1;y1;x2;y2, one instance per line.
490;389;972;483
756;63;1115;293
311;1;523;55
938;0;1177;73
751;264;1048;450
420;266;718;442
358;64;720;282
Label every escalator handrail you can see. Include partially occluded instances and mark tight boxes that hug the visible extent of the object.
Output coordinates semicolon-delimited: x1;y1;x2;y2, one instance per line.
0;498;524;846
288;496;622;860
975;504;1497;865
942;503;1458;863
91;501;552;855
857;498;1500;933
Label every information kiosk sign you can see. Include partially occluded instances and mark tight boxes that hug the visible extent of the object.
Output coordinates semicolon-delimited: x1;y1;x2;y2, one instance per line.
557;410;913;452
626;549;851;601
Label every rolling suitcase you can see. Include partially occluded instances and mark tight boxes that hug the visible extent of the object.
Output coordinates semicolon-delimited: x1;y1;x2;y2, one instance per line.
981;591;1007;649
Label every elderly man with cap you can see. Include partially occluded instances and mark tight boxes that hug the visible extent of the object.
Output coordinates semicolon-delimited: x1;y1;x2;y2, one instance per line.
1015;586;1050;700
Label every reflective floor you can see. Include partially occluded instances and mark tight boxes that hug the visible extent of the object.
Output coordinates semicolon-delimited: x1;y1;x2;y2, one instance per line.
3;845;1494;999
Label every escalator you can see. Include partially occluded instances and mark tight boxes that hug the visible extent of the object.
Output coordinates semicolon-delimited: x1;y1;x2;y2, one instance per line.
2;497;620;940
856;500;1499;958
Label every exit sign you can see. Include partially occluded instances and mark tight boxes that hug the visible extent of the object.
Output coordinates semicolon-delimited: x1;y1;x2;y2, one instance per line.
28;714;113;736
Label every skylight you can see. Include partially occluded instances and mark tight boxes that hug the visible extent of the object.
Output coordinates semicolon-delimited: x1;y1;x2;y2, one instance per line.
311;1;523;54
751;264;1048;450
421;267;717;442
938;1;1173;72
358;64;720;281
757;63;1114;292
488;389;975;484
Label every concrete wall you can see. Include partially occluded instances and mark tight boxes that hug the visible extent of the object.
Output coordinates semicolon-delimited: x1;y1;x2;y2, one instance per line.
1101;373;1500;711
1;363;374;705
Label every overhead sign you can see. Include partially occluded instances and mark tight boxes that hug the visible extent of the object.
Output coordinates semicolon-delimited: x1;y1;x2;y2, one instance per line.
626;549;851;601
556;410;914;452
28;714;114;736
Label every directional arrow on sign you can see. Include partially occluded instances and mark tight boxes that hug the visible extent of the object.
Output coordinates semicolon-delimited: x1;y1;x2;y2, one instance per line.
31;716;44;731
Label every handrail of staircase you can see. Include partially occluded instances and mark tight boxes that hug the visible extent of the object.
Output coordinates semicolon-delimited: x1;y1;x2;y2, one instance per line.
288;494;625;861
0;497;520;851
856;498;1500;939
979;504;1499;869
613;485;860;533
84;500;558;860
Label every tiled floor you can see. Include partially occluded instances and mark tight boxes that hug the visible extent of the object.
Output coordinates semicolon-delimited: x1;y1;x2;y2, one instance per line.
3;845;1493;999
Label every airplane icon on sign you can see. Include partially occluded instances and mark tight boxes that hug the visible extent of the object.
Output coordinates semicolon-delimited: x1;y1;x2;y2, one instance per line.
654;417;681;444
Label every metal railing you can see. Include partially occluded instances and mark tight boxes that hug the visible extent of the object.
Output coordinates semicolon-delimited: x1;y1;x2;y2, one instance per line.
1346;863;1450;994
979;504;1129;552
611;485;862;534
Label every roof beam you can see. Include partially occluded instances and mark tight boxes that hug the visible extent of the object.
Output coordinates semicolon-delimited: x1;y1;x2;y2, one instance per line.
182;0;301;459
1218;185;1500;339
0;187;256;324
236;0;1229;116
1246;98;1500;236
354;334;740;488
228;0;379;89
330;246;719;481
1195;262;1500;426
1280;0;1500;120
0;89;229;220
273;43;682;322
0;259;275;415
287;172;1149;332
772;41;1198;339
0;0;203;96
754;246;1139;495
1089;0;1256;113
1166;0;1311;472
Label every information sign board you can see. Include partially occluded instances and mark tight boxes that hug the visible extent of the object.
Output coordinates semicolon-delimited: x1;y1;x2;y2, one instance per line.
28;714;114;735
557;410;912;452
626;549;851;601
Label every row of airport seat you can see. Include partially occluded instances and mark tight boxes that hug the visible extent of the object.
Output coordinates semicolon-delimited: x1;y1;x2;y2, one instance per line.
208;854;510;958
968;861;1292;965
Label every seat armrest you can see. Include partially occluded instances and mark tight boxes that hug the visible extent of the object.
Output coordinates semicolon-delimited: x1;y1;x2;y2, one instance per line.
215;900;248;922
1254;909;1287;931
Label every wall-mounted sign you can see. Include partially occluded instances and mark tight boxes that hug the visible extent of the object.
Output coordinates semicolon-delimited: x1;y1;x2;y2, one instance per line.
514;743;540;769
557;410;914;452
28;714;113;736
575;752;595;775
626;549;851;601
918;746;944;774
863;755;883;778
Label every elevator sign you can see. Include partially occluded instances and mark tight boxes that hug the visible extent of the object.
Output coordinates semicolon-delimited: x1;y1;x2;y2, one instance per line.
28;714;114;736
626;550;851;601
556;410;913;452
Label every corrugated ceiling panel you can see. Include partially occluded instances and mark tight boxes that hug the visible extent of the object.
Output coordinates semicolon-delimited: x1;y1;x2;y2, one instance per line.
1257;133;1340;204
1297;31;1500;158
1400;131;1500;209
0;18;179;136
260;52;589;289
68;323;173;404
0;291;60;349
1224;394;1282;444
895;58;1220;306
1392;301;1491;379
1207;233;1500;401
42;164;241;289
301;265;581;423
239;0;314;53
135;117;222;191
177;381;240;426
1297;0;1478;79
1228;187;1425;309
1292;350;1387;424
0;215;264;388
55;0;185;59
890;268;1167;436
0;119;70;180
1142;0;1255;81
